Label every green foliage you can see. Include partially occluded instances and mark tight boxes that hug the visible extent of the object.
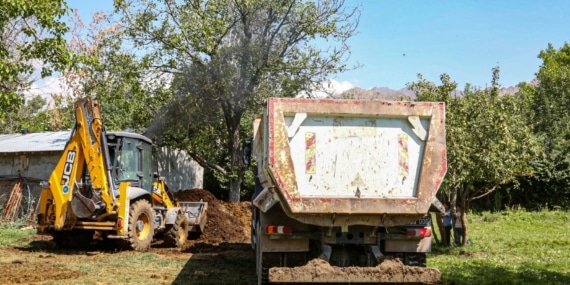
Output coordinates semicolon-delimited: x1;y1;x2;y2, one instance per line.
408;73;457;103
460;80;537;187
0;0;76;122
0;95;75;133
526;42;570;207
116;0;360;201
62;10;173;133
409;68;540;208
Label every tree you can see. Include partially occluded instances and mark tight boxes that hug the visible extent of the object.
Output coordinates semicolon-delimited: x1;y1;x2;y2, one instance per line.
0;0;75;122
409;69;540;208
61;9;171;132
528;42;570;208
115;0;360;201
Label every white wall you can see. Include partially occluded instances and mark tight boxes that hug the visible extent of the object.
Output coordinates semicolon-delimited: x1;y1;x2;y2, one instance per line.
155;147;204;191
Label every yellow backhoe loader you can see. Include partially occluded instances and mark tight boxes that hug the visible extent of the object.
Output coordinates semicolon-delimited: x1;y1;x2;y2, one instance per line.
37;98;207;250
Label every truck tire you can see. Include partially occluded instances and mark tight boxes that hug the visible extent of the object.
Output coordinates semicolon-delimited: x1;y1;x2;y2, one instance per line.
127;199;155;251
255;220;270;285
164;211;188;247
251;209;259;251
404;252;427;267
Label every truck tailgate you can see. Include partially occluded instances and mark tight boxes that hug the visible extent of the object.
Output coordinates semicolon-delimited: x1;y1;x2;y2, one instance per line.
254;98;446;224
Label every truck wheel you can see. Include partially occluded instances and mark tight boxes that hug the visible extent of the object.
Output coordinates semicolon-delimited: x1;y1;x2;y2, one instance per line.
251;209;258;251
255;221;270;285
404;253;427;267
164;211;188;247
127;199;155;251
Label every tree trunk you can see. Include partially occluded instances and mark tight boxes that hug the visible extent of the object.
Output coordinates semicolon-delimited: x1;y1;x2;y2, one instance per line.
461;210;468;246
229;176;242;202
433;212;443;245
451;170;458;207
228;114;243;203
461;190;469;246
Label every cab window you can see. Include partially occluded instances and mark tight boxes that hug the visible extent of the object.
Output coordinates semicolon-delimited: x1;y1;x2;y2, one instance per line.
117;138;139;182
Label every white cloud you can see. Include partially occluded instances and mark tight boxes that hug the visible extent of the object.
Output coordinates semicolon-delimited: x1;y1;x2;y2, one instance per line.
22;76;63;103
297;79;355;98
326;79;355;94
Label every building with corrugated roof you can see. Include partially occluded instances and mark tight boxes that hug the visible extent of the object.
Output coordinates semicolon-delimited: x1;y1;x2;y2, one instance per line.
0;131;203;220
0;131;71;180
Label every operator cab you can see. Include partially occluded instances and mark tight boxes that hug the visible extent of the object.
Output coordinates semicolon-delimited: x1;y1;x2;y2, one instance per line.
106;131;154;194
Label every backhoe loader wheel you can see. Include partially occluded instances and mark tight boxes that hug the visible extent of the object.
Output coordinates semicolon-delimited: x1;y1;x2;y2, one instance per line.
127;199;155;251
164;211;188;247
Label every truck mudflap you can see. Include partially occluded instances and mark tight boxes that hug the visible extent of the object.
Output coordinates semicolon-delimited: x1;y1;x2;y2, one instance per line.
268;258;441;284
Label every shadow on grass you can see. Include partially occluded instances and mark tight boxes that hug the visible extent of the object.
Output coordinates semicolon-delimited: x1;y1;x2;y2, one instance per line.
181;241;252;253
172;242;257;285
431;243;458;254
18;238;257;284
17;237;134;255
18;237;568;285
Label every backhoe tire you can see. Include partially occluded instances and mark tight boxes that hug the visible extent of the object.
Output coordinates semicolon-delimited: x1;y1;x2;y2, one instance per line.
127;199;155;251
164;211;188;248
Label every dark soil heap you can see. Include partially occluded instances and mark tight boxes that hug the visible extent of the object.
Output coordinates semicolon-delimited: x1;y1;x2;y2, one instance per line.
174;189;252;244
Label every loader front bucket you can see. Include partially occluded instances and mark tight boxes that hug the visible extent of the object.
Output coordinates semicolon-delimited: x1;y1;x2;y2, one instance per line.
179;201;208;234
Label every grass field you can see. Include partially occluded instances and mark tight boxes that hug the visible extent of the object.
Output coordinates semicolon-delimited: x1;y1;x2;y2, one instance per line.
0;209;568;285
429;209;570;285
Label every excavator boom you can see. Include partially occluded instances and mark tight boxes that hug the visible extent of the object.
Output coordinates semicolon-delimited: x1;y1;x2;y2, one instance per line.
38;98;115;231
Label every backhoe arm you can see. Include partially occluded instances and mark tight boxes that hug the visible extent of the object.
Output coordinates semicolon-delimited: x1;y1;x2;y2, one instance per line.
38;98;115;230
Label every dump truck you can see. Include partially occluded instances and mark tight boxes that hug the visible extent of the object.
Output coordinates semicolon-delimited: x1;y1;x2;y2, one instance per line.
250;97;446;284
37;98;207;250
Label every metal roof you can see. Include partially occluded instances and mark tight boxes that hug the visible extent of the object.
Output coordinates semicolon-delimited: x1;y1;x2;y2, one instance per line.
0;131;72;154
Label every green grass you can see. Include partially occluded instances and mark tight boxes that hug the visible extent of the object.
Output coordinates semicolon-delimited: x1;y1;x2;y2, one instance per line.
0;223;35;247
0;210;568;285
430;209;570;285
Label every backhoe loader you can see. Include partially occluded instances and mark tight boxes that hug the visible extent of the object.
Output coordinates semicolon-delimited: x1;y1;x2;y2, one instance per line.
37;97;207;250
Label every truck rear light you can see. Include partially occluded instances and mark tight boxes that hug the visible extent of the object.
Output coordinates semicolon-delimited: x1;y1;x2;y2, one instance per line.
265;225;292;234
117;217;123;228
407;227;431;237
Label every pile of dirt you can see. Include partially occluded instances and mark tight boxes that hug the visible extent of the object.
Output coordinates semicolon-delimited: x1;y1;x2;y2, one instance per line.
269;257;441;284
174;189;251;244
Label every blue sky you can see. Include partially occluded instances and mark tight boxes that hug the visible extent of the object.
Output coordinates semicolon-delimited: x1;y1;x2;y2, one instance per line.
336;0;570;90
66;0;570;91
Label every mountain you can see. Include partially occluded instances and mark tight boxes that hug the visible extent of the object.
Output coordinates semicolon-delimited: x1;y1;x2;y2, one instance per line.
339;80;538;100
336;87;415;100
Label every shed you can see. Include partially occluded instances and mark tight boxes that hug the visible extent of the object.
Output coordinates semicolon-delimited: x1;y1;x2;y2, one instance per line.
0;131;203;221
